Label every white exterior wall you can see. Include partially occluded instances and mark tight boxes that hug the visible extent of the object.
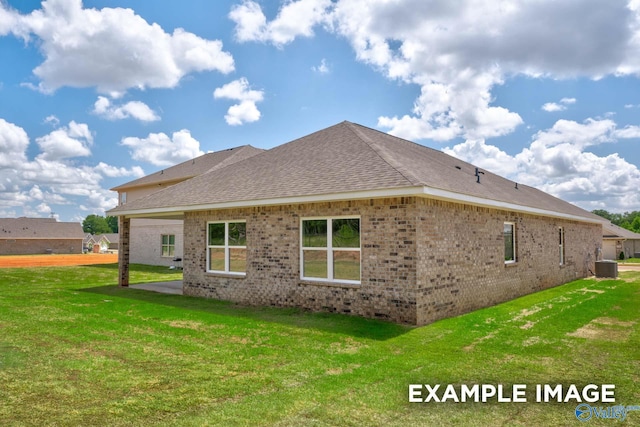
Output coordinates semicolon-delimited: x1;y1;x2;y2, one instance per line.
129;218;184;266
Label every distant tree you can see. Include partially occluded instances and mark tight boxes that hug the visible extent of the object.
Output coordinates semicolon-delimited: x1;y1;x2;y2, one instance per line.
82;214;112;235
106;216;119;233
592;209;640;233
592;209;612;222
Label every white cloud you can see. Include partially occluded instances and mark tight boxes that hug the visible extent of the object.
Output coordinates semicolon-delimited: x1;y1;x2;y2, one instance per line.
0;117;145;218
443;139;519;178
35;121;93;160
613;125;640;139
2;0;234;93
44;115;59;126
214;78;264;125
445;118;640;211
94;162;145;178
224;100;261;126
542;102;565;112
230;0;331;47
121;130;204;167
229;0;640;141
312;58;330;73
542;97;577;112
0;118;30;167
93;96;160;122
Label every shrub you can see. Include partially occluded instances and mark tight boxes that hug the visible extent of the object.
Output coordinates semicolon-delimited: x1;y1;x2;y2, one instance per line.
619;251;625;260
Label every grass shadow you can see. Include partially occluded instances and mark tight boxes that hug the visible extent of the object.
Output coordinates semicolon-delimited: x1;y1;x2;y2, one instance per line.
80;283;410;341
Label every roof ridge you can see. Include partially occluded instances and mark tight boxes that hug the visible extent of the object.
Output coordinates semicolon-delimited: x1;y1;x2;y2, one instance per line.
343;122;422;186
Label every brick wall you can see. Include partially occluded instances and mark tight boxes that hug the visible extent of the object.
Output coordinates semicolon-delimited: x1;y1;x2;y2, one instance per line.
0;239;82;255
182;197;601;325
414;198;601;325
183;198;418;324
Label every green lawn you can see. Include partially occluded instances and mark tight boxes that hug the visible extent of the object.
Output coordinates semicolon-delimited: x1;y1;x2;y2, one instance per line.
1;264;639;426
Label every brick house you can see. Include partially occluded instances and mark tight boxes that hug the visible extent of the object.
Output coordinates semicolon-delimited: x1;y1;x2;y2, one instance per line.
110;145;263;266
0;217;84;255
109;121;603;325
602;222;640;260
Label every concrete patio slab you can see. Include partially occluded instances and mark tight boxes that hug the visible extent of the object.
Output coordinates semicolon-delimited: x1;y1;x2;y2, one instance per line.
130;281;183;295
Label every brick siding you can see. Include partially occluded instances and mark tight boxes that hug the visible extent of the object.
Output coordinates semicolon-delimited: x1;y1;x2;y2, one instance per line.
182;197;601;325
0;239;82;255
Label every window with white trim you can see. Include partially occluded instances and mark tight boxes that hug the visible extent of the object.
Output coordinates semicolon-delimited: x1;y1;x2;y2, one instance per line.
559;227;565;265
504;222;516;263
301;217;360;283
161;234;175;258
207;221;246;274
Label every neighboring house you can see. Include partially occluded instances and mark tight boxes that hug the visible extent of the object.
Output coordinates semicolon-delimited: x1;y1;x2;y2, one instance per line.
83;233;96;252
0;217;84;255
110;145;264;266
93;233;119;253
602;222;640;259
109;121;604;325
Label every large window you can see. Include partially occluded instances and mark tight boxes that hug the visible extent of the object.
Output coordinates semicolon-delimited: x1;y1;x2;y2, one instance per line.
301;217;360;283
161;234;175;258
207;221;246;275
504;222;516;264
559;227;565;265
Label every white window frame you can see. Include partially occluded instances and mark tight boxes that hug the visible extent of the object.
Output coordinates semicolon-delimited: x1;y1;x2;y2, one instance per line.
300;216;361;284
119;192;127;205
206;220;247;276
559;227;565;265
504;222;516;264
161;234;175;258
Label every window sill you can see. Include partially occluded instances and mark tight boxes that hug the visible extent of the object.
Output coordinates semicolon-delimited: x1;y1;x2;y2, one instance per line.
504;261;518;268
299;279;361;289
205;271;246;279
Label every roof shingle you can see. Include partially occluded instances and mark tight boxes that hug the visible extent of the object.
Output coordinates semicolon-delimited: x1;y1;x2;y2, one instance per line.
108;121;603;223
0;218;84;239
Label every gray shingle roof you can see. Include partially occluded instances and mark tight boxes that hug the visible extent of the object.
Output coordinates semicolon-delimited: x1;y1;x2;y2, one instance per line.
111;145;264;191
603;222;640;239
0;218;84;239
109;121;603;223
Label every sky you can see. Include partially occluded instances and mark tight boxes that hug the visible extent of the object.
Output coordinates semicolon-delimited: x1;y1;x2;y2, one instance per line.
1;0;640;222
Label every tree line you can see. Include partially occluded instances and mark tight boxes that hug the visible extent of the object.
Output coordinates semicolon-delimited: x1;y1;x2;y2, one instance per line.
82;214;119;234
592;209;640;233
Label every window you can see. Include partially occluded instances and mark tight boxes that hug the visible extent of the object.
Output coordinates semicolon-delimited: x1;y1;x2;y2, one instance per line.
119;192;127;205
301;217;360;283
559;227;565;265
161;234;175;258
504;222;516;263
207;221;246;274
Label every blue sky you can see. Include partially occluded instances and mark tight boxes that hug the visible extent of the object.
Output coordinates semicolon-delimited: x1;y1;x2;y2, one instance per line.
1;0;640;222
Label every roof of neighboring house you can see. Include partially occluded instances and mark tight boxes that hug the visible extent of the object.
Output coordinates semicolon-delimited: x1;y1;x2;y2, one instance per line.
109;121;604;224
0;217;84;239
111;145;265;191
94;233;119;244
603;222;640;239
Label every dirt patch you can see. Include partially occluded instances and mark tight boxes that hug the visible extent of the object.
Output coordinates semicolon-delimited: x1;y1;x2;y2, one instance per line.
567;317;636;342
164;320;206;331
0;253;118;268
463;331;497;351
512;307;542;322
520;321;536;330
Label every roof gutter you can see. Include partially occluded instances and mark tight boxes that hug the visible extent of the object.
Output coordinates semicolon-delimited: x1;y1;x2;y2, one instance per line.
109;185;604;225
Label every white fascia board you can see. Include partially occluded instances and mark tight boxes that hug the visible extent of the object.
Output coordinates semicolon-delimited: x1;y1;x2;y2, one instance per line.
420;186;604;224
113;185;603;224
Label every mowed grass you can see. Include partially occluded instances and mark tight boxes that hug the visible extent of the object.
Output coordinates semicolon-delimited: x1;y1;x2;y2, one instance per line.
0;264;639;427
